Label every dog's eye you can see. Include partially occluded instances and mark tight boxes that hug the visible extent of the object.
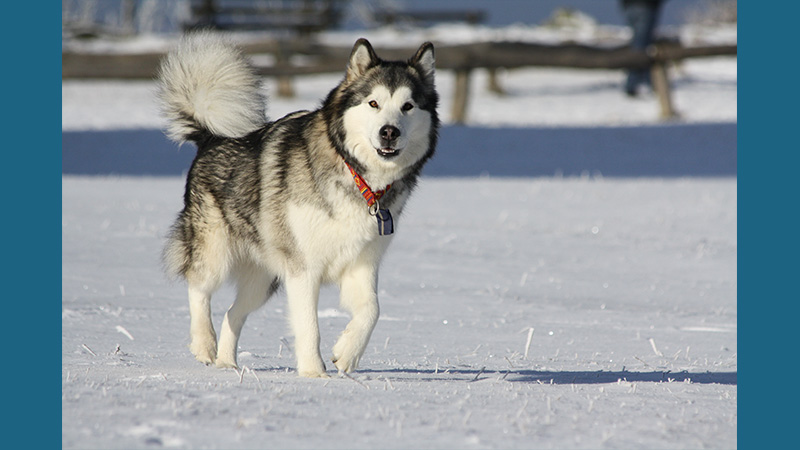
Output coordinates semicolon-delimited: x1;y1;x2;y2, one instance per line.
368;100;379;109
402;102;414;112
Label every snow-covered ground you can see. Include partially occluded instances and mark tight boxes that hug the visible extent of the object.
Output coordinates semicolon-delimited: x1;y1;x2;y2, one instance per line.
62;22;737;449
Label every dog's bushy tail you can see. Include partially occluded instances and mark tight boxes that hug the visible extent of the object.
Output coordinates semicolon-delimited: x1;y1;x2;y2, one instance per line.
157;31;265;143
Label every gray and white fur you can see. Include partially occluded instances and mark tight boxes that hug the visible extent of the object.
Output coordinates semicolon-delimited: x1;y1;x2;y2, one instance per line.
157;32;438;377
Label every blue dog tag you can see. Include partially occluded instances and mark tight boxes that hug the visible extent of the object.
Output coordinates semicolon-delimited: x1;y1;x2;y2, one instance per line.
376;209;394;236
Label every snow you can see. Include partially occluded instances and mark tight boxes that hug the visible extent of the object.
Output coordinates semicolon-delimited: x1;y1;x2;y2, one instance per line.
62;20;737;450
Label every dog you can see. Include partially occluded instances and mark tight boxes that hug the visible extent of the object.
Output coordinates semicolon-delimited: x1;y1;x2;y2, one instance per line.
157;32;438;377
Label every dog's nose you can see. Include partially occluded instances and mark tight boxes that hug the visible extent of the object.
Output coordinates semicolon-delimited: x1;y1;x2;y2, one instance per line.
380;125;401;144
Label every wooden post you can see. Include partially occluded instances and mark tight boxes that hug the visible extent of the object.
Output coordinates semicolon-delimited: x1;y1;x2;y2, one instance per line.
451;68;472;124
650;61;676;120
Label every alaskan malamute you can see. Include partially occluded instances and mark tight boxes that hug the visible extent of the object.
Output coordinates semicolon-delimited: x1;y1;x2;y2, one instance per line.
157;32;438;377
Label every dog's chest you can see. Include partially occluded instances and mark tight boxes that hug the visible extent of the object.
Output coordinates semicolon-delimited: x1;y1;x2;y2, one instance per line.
285;194;395;276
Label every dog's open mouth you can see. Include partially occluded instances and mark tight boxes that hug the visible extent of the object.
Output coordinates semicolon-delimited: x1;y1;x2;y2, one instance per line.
376;147;401;158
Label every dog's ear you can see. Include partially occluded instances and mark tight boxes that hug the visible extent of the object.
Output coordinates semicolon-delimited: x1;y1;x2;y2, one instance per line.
410;42;435;81
346;38;378;82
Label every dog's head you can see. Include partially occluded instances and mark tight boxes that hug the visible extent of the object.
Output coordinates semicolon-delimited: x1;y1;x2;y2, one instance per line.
326;39;439;180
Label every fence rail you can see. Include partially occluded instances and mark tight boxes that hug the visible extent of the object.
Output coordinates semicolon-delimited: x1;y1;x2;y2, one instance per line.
62;39;736;122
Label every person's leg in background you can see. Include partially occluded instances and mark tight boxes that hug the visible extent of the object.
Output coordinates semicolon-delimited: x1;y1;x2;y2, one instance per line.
622;0;663;96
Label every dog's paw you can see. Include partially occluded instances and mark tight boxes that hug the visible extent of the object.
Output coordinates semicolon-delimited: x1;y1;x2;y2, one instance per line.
215;357;238;369
215;344;239;369
332;328;370;374
296;358;328;378
298;369;330;379
189;339;217;365
331;355;361;374
331;340;362;374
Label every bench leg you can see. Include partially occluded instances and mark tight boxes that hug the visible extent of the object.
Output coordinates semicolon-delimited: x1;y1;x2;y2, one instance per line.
487;68;506;96
277;75;295;98
276;42;295;98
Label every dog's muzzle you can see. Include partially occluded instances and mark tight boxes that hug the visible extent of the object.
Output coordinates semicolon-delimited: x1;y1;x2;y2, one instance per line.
377;125;401;158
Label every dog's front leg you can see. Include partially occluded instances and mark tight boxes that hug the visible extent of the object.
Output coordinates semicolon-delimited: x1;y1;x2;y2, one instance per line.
285;273;328;378
332;261;379;374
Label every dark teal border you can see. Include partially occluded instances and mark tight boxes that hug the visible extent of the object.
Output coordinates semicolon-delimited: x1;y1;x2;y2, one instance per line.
4;3;62;449
739;2;793;448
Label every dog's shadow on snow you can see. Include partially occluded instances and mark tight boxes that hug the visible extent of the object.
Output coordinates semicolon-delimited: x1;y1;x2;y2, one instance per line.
355;368;737;386
251;366;736;385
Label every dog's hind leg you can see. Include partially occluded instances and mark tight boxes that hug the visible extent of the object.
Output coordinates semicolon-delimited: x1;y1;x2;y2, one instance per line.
187;283;219;365
216;266;278;368
332;261;379;374
285;273;328;377
183;210;229;365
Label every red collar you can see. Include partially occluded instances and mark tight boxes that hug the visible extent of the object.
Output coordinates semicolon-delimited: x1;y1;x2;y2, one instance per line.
343;160;391;211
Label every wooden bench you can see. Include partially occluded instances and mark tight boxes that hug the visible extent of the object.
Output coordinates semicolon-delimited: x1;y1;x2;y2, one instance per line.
183;0;345;35
373;9;486;26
